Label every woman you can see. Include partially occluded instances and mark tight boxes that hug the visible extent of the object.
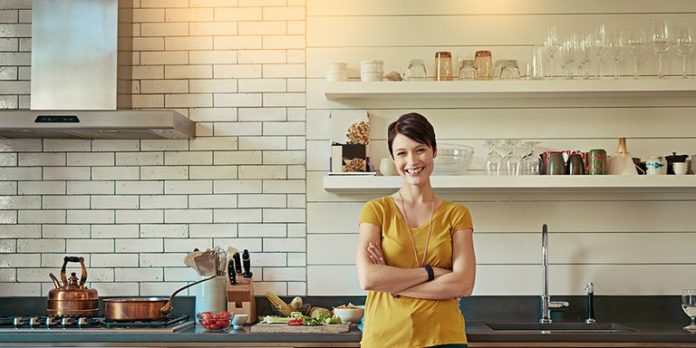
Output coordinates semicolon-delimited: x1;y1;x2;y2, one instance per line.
356;112;476;348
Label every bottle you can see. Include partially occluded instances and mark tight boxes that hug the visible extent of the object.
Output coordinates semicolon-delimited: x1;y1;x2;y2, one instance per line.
608;138;638;175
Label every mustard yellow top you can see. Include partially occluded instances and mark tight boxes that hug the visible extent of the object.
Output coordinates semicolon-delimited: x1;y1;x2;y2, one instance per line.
359;196;474;348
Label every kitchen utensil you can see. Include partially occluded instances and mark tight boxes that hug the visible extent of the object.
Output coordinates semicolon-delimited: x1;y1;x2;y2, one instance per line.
183;249;202;273
229;259;238;286
333;307;364;323
431;143;475;175
435;51;453;81
665;152;688;175
47;256;99;318
104;275;218;321
195;275;227;315
194;247;226;277
251;322;350;334
233;252;242;274
242;249;253;278
608;138;638;175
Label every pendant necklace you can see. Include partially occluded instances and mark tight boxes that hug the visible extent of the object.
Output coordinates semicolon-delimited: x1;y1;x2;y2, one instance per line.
397;190;436;267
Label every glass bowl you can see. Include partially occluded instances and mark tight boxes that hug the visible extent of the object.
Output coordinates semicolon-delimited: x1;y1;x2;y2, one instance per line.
433;144;474;175
197;311;231;331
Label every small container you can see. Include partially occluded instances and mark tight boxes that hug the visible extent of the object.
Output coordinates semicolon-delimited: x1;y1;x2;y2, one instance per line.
434;51;453;81
587;149;607;175
195;276;227;316
325;62;348;81
646;156;663;175
566;153;585;175
458;59;476;80
545;152;565;175
404;59;427;81
474;50;493;80
360;59;383;82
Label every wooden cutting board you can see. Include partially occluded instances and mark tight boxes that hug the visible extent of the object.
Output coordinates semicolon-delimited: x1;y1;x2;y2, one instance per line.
251;322;350;334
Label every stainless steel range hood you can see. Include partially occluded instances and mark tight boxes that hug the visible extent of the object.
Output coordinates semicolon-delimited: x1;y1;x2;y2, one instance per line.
0;0;195;139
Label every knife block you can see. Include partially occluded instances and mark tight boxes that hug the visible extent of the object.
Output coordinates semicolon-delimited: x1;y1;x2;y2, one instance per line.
227;277;256;324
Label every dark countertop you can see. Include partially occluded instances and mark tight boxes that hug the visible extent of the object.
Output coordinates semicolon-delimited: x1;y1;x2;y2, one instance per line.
2;322;696;345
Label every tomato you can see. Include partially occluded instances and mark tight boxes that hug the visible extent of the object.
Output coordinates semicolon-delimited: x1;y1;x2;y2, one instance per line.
217;319;229;327
207;323;221;330
218;310;231;319
288;318;303;326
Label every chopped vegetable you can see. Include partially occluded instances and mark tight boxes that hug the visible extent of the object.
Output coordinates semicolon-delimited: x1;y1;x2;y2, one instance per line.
288;318;304;326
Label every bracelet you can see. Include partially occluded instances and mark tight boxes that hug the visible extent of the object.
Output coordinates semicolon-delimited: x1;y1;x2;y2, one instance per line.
423;264;434;282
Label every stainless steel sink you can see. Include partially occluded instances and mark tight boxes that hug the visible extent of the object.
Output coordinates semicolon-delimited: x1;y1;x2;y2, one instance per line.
486;322;637;333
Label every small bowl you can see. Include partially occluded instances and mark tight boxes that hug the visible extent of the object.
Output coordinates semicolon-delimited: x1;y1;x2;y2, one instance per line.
231;314;248;329
333;307;364;324
197;312;230;331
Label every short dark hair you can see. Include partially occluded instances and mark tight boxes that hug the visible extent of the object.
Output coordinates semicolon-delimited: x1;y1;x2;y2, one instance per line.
387;112;437;158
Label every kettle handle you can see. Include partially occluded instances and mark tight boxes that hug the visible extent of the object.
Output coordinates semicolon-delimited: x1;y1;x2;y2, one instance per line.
60;256;87;289
49;273;61;289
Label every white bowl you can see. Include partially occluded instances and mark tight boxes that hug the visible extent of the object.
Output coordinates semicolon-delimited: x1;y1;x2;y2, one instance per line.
231;314;248;329
333;307;364;323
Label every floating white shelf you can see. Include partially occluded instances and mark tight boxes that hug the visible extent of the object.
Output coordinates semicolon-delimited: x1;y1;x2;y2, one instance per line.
323;79;696;100
323;175;696;193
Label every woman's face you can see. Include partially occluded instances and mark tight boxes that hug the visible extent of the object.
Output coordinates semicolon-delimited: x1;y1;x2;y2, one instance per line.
391;133;436;185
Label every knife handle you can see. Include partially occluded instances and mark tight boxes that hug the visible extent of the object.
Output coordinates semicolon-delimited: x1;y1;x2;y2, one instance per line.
227;259;237;285
233;252;242;274
242;249;253;278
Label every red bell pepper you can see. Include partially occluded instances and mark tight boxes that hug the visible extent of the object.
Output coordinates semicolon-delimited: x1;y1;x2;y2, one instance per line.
288;318;304;326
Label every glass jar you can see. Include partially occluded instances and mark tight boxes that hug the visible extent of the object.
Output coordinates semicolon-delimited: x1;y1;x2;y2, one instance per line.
474;50;493;80
434;51;453;81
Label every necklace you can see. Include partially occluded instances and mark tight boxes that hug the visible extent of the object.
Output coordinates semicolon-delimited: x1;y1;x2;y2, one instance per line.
397;190;436;267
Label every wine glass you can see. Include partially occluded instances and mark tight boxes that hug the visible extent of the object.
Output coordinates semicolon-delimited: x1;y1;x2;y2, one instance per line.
592;24;609;79
501;139;521;176
559;34;578;79
608;31;627;79
543;25;560;79
650;19;672;79
682;289;696;331
484;139;502;176
626;29;646;79
674;26;694;79
576;32;593;79
520;141;542;175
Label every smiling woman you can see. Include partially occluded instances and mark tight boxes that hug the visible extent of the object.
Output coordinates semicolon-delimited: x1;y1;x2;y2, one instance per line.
356;113;476;348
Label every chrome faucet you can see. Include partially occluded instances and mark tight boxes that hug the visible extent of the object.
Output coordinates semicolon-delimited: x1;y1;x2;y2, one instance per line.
585;282;596;324
540;224;569;323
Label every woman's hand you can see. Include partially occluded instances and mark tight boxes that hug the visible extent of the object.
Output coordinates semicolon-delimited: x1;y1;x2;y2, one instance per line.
367;242;386;265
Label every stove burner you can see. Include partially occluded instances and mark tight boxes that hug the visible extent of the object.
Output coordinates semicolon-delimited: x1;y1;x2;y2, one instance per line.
0;315;193;332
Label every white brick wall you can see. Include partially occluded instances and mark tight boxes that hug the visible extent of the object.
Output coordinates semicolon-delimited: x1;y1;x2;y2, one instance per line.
0;1;307;296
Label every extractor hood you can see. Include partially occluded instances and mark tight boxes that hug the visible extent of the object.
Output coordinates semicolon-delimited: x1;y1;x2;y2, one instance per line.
0;0;195;139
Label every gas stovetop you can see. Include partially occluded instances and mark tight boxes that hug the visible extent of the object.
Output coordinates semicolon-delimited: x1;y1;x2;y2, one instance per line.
0;315;194;333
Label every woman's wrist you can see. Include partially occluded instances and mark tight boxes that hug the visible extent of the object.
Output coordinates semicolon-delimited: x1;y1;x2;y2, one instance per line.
423;264;435;282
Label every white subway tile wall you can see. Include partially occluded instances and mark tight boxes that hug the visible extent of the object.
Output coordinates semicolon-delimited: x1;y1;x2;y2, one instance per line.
0;1;306;296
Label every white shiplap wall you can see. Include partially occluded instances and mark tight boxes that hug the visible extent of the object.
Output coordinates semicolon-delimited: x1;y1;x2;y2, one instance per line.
306;0;696;295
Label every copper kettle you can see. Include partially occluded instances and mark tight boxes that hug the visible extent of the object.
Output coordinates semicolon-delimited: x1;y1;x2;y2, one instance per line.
47;256;99;318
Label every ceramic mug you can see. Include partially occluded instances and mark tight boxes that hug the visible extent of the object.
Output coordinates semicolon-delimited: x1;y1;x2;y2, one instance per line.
673;162;688;175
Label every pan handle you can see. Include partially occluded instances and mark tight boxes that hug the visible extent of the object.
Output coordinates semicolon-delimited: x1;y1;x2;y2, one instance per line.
160;275;218;315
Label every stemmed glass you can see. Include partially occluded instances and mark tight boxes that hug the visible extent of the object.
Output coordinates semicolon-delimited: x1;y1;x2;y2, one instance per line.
682;289;696;331
626;29;646;79
559;34;578;79
608;31;627;79
650;19;672;79
543;25;561;79
484;140;502;176
501;139;521;176
576;32;593;79
592;24;609;79
674;26;694;79
520;141;541;175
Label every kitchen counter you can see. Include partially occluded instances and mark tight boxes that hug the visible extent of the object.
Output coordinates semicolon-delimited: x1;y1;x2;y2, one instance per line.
2;322;696;347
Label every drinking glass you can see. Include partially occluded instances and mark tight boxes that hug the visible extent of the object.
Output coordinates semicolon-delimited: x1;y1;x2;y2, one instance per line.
576;32;593;79
608;31;627;79
682;289;696;331
520;141;541;175
592;25;609;79
650;19;672;79
559;34;578;79
501;139;522;176
484;140;502;176
626;29;646;79
404;59;427;81
674;26;694;79
543;25;560;78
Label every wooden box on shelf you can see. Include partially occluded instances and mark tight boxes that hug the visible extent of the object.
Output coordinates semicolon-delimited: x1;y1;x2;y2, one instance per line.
226;277;256;324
